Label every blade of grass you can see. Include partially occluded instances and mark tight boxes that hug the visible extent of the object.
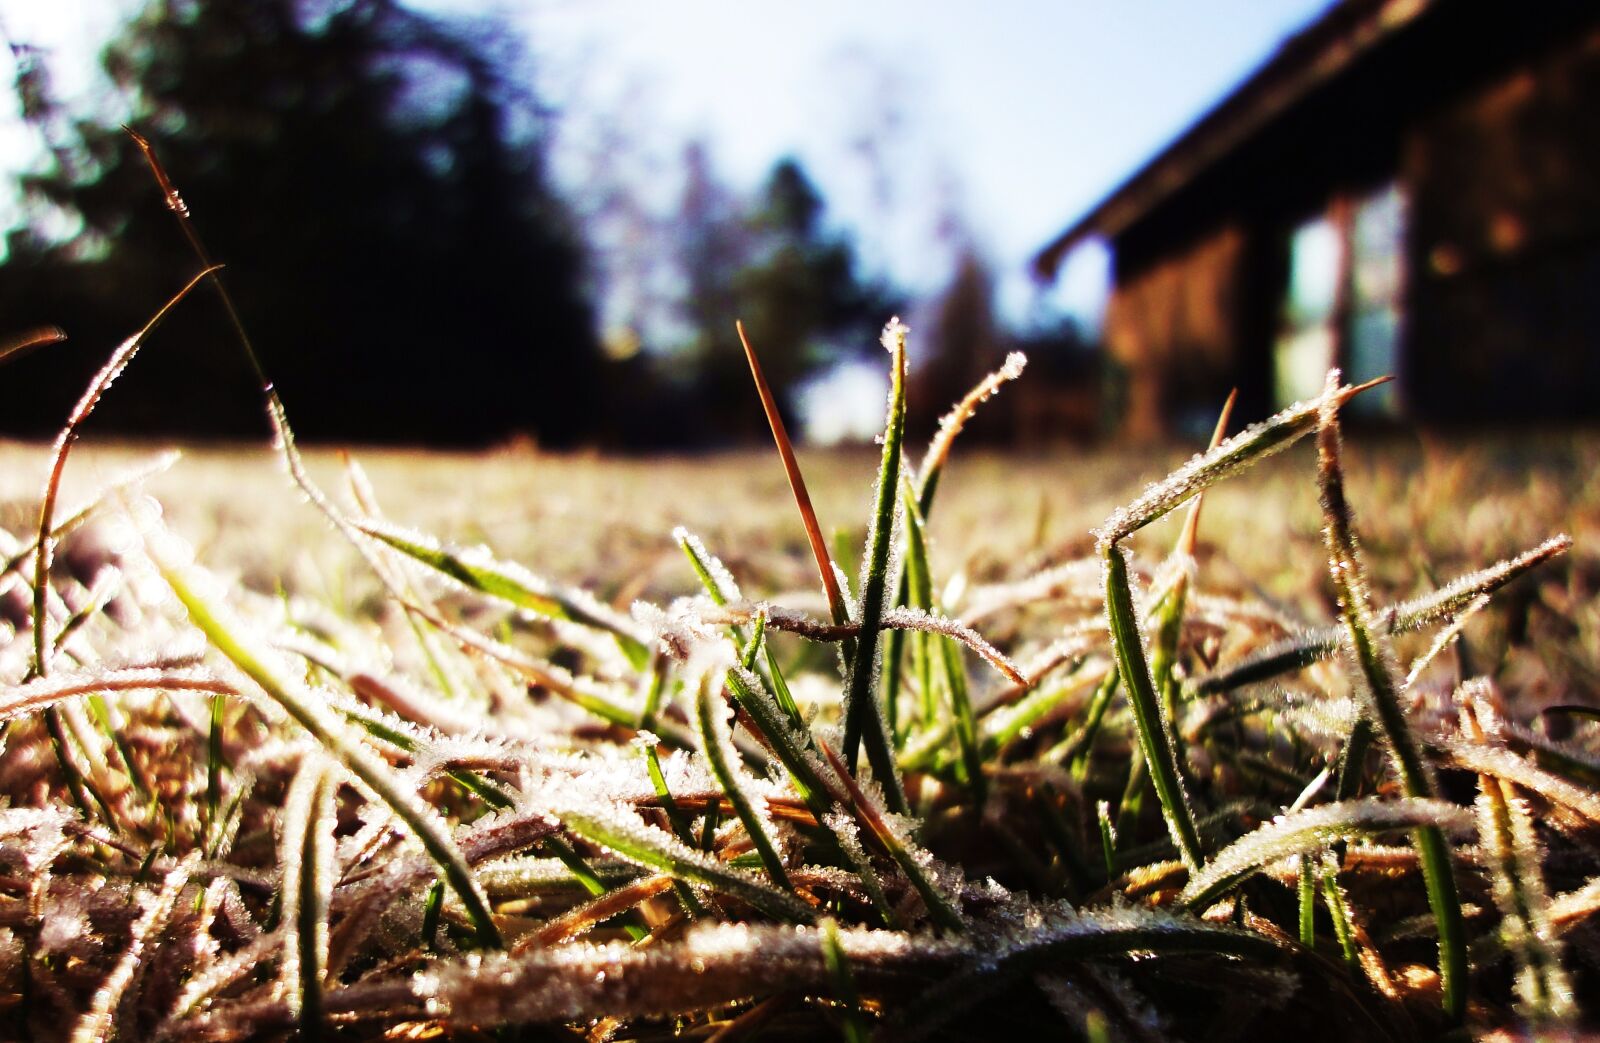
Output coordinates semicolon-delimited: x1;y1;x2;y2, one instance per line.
1314;370;1465;1021
1460;698;1573;1023
546;794;815;924
1178;796;1472;911
643;742;709;918
0;325;65;366
1095;376;1386;546
31;266;217;681
914;352;1027;514
820;916;870;1043
1103;544;1204;871
1148;390;1234;763
901;483;982;799
1192;534;1570;695
695;675;792;891
141;520;502;949
281;760;336;1038
353;518;649;669
819;738;963;933
840;319;911;812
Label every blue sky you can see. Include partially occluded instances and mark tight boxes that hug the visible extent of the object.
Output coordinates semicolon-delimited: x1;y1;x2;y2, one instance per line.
2;0;1333;325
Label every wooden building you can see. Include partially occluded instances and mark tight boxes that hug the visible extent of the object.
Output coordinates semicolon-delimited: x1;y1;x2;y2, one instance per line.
1034;0;1600;438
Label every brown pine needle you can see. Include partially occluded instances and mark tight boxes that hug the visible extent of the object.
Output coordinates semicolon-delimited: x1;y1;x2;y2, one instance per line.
0;325;66;366
738;320;850;628
1177;388;1237;557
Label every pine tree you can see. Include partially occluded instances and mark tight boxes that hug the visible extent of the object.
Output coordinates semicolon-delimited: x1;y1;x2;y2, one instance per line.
2;0;600;444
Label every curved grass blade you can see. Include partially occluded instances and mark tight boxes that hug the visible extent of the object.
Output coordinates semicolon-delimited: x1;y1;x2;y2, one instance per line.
1095;376;1385;547
1314;371;1464;1020
895;904;1289;1042
142;521;502;948
1193;534;1570;695
353;517;650;669
0;324;65;366
546;794;816;924
1178;797;1472;911
31;266;218;681
914;352;1027;513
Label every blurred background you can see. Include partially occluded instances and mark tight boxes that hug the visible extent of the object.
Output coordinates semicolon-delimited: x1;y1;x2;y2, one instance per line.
1;0;1596;450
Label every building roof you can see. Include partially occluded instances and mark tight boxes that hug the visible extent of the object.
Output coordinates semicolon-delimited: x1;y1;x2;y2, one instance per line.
1032;0;1434;280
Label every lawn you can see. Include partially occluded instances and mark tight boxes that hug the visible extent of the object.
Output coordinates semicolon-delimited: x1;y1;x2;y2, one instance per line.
0;411;1595;1041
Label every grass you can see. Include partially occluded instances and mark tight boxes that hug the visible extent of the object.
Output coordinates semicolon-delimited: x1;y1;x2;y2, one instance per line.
0;148;1597;1042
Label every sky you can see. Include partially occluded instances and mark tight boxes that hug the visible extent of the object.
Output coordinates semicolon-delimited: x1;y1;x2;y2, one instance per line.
2;0;1333;322
498;0;1337;325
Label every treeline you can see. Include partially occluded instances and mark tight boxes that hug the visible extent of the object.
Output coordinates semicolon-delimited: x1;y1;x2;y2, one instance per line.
1;0;1098;447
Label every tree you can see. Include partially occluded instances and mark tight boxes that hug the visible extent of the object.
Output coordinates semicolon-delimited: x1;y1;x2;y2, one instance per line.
1;0;600;445
668;154;898;440
910;247;1001;440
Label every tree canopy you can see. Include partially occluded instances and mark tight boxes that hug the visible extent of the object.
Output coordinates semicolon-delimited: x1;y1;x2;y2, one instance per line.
668;153;900;442
2;0;601;444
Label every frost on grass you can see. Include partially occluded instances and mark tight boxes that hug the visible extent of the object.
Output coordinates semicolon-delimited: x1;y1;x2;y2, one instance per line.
5;327;1593;1043
1180;797;1474;910
1095;379;1364;547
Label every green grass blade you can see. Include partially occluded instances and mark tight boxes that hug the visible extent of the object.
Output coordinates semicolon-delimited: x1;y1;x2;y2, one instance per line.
820;916;870;1043
643;743;709;918
547;795;815;923
1298;855;1316;947
1320;858;1359;966
1047;667;1118;770
1103;544;1204;870
1178;796;1472;911
841;319;911;813
694;676;792;891
725;663;831;814
1314;372;1465;1020
353;517;650;669
143;521;502;949
541;835;651;941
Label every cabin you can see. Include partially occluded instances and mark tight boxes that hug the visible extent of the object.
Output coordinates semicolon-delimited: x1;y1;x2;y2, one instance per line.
1033;0;1600;439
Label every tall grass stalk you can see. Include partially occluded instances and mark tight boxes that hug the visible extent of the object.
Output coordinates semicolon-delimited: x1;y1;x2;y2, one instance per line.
1314;371;1465;1020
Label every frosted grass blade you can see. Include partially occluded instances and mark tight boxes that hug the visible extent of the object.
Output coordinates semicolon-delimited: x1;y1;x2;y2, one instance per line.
142;520;502;948
694;676;791;891
354;518;650;668
548;796;815;924
1103;544;1204;870
1178;797;1472;911
1095;376;1385;547
841;319;911;813
1315;371;1464;1020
